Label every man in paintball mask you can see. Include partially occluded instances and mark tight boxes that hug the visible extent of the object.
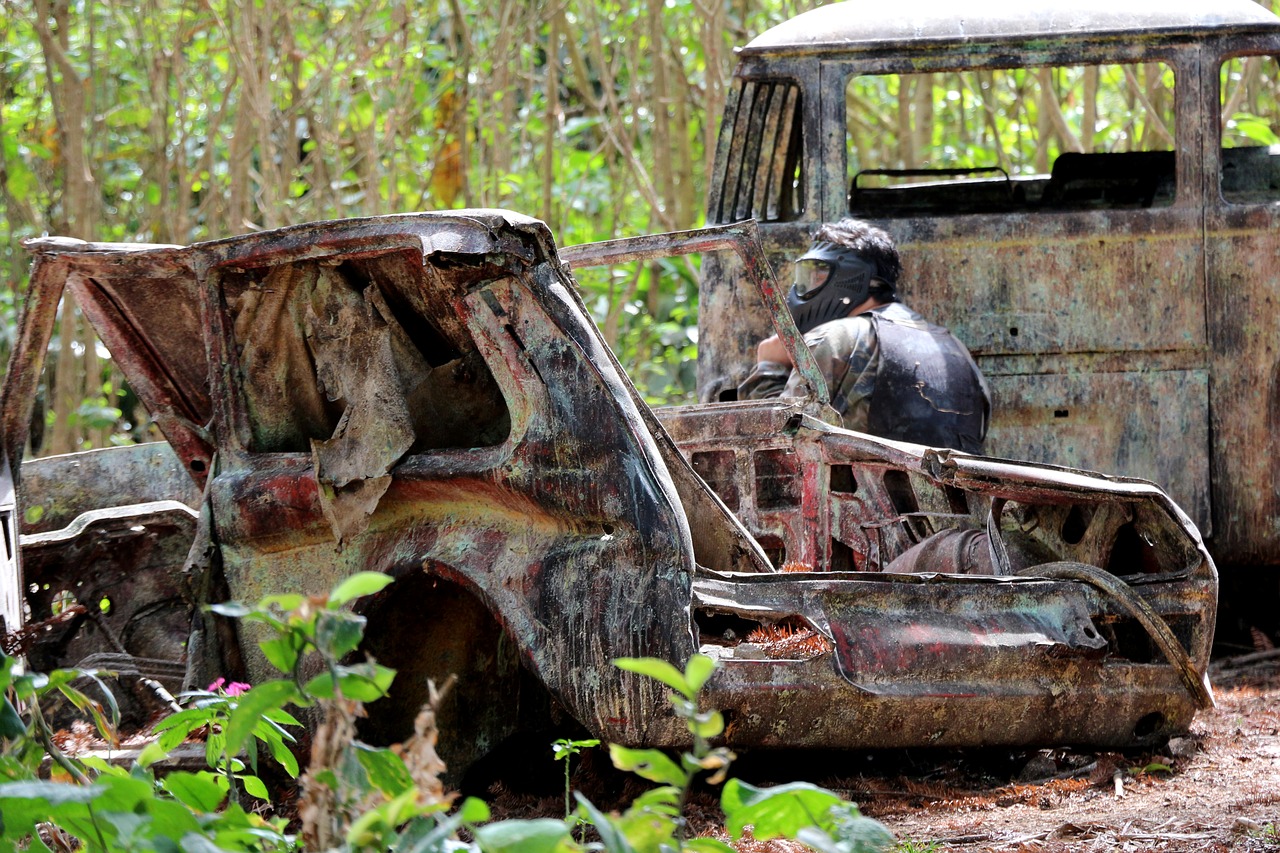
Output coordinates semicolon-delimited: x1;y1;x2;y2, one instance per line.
739;218;990;453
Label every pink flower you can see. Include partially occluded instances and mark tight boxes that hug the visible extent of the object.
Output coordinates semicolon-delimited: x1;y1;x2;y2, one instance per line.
207;677;251;696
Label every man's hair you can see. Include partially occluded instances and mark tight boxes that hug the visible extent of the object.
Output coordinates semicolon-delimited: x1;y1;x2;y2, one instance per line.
813;219;902;292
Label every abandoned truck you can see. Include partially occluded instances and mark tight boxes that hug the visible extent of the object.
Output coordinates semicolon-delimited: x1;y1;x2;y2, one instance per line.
1;211;1215;779
697;0;1280;584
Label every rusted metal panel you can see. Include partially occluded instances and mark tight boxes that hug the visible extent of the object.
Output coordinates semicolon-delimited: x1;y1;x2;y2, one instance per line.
694;567;1214;747
18;501;197;722
19;443;201;535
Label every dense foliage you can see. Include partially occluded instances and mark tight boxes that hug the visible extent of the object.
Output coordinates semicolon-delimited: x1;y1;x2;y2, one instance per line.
4;1;1280;452
0;0;822;453
0;573;895;852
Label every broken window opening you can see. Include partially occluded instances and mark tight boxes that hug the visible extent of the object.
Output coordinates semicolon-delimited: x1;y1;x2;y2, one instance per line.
830;464;858;494
692;450;740;511
1219;54;1280;204
846;62;1177;217
228;251;511;456
753;448;801;510
709;78;805;224
755;532;787;569
695;609;831;661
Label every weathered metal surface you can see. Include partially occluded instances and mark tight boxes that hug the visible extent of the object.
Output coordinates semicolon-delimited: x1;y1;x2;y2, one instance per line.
699;0;1280;567
19;443;200;535
19;502;197;724
4;210;1219;774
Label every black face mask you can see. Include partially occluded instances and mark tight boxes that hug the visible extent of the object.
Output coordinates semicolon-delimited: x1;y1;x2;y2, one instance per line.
785;242;882;334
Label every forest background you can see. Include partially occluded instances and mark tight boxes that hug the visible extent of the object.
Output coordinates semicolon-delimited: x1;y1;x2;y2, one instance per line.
4;0;1280;457
0;0;824;456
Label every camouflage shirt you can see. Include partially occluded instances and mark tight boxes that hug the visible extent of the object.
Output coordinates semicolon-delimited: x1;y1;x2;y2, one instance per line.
739;302;986;443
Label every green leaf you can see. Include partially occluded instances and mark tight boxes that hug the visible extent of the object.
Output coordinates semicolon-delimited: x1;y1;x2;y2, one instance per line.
474;818;571;853
137;739;172;769
608;745;687;787
263;706;303;727
355;743;413;796
721;779;844;841
626;786;681;814
0;697;24;739
797;806;895;853
460;796;491;823
613;657;691;698
315;609;367;659
153;705;213;734
239;773;270;800
62;774;151;820
684;839;737;853
263;726;300;777
162;771;227;812
226;680;300;757
178;835;233;853
259;636;301;674
683;654;717;694
330;571;394;606
304;663;395;702
690;710;725;740
394;800;474;853
552;737;600;760
260;593;305;611
574;793;635;853
0;779;99;806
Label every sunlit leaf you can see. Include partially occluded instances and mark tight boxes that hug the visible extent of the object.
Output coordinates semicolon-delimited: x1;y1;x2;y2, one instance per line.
608;745;687;787
613;657;690;698
329;571;394;606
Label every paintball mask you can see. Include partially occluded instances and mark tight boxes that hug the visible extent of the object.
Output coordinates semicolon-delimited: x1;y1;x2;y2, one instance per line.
785;242;886;334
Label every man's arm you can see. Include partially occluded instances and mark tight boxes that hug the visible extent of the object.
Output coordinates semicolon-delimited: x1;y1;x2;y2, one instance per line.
781;316;879;431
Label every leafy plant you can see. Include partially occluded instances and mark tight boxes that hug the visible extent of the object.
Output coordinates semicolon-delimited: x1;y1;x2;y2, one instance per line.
552;736;600;832
143;677;298;807
571;654;894;853
2;573;893;853
0;653;293;850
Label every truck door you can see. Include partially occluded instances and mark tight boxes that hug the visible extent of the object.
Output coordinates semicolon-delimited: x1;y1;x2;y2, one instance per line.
1203;48;1280;565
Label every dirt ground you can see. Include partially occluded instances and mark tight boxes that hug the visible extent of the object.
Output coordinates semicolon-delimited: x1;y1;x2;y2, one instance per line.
52;652;1280;851
733;655;1280;853
477;654;1280;852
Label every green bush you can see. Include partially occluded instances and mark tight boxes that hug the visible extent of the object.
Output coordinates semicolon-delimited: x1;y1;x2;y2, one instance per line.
0;572;894;853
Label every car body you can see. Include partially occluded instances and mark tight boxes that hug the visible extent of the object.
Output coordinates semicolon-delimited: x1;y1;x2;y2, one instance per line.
1;211;1215;778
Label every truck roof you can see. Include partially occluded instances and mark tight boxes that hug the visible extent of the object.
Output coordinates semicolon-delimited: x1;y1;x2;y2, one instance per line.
741;0;1280;56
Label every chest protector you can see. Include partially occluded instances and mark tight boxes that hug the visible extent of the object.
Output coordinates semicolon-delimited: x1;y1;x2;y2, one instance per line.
866;313;989;453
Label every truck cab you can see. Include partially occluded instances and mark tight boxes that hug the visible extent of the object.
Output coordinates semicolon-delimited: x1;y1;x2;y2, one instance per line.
698;0;1280;570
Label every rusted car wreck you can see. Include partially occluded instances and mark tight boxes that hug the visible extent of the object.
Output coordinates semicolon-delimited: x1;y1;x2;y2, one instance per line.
1;211;1215;778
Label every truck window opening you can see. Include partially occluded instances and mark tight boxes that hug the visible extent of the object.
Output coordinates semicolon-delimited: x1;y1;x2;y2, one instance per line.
845;63;1177;217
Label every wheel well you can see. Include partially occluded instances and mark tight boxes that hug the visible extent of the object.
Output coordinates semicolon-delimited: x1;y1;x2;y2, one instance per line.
355;570;553;783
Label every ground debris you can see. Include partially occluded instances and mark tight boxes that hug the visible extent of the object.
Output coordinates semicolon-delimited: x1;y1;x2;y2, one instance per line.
862;661;1280;852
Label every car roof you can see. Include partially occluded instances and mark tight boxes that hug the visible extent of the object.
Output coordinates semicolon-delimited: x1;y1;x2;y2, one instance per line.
741;0;1280;56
